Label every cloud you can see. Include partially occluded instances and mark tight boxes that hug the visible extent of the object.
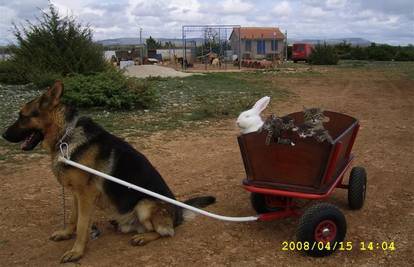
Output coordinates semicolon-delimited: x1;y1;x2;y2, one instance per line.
132;1;176;17
325;0;347;9
272;1;292;17
0;0;49;44
0;0;413;45
3;0;48;18
220;0;254;15
358;0;414;19
306;7;328;18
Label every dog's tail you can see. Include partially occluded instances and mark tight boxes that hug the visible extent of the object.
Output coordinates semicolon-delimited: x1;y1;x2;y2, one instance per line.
182;196;216;221
184;196;216;207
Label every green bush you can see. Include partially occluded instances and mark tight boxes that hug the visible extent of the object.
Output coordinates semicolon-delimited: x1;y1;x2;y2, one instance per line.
366;44;394;61
62;68;158;110
0;3;158;110
394;47;414;61
309;43;339;65
0;60;28;84
333;43;414;61
31;72;63;89
335;41;353;59
2;4;105;85
349;46;368;60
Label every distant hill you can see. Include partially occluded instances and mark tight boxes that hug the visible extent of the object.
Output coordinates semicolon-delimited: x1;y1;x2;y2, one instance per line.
96;37;204;47
96;38;142;46
288;38;372;47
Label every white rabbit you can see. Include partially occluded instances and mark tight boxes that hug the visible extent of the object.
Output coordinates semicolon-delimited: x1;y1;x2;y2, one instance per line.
236;96;270;134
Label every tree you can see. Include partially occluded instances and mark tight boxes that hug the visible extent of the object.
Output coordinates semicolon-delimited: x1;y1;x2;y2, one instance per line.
335;41;352;59
366;44;394;61
9;3;105;85
308;43;339;65
350;46;368;60
164;41;176;49
146;36;162;50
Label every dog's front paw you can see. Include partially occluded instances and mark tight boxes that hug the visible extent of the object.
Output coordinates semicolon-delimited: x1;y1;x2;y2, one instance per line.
60;249;83;263
130;232;161;246
130;234;148;246
50;229;74;241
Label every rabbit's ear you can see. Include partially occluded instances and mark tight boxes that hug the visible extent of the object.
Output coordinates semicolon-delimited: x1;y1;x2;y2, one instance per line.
253;96;270;113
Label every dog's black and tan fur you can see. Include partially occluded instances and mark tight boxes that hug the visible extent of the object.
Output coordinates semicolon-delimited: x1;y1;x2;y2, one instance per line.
2;81;215;263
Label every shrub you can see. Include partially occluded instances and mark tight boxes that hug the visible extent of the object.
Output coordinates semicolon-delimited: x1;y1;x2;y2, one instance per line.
394;46;414;61
309;43;339;65
62;68;158;110
32;72;63;89
366;44;394;61
0;60;28;84
4;3;105;85
335;41;353;59
332;43;414;61
349;46;368;60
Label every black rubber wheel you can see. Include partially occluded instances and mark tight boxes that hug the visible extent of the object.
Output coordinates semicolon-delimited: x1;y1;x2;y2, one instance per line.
250;193;281;214
297;203;347;257
348;166;367;210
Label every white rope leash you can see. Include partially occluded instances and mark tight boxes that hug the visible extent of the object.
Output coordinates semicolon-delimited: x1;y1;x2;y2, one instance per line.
58;156;258;222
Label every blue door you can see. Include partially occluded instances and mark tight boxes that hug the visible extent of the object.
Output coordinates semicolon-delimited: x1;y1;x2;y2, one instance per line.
257;40;265;55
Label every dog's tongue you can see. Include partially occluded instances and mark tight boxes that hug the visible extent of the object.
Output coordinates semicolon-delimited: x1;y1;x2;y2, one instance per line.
21;133;34;150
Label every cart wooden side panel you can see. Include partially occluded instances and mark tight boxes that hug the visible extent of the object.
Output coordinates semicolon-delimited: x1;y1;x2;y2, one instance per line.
239;111;359;194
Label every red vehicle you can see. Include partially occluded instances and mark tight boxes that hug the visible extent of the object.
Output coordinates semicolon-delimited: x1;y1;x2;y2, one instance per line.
292;43;313;63
238;111;367;257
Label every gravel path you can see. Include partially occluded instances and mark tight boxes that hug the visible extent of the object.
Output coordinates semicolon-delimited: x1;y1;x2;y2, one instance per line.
125;65;193;78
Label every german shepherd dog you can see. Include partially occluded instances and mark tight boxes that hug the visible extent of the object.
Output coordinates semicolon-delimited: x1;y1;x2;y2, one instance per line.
2;81;215;263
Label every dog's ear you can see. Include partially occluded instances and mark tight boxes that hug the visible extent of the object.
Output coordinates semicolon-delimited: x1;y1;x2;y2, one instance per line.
39;80;64;110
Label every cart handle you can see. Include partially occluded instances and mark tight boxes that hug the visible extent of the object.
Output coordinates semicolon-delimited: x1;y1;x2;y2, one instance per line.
58;157;259;222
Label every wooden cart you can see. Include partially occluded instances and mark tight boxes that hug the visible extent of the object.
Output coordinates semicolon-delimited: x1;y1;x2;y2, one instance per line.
238;111;367;257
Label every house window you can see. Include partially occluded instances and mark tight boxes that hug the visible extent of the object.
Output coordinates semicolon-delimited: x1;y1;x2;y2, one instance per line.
271;40;278;51
257;40;265;54
245;40;251;52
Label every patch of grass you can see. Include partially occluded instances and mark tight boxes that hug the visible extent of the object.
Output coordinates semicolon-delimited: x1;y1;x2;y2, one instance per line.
338;60;370;68
87;72;289;135
377;61;414;80
338;60;414;80
0;72;288;162
150;72;289;120
263;68;324;77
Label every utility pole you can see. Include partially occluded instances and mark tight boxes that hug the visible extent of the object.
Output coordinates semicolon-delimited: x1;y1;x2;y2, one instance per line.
138;27;143;65
285;30;288;61
273;30;276;62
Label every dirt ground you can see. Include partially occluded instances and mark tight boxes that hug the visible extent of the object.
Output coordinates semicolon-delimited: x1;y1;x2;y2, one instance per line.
1;67;413;266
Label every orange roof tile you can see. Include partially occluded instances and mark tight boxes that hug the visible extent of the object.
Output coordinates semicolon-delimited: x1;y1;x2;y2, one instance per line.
237;27;285;40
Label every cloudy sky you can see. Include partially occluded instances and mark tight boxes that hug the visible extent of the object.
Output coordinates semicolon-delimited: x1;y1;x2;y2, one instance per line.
1;0;413;45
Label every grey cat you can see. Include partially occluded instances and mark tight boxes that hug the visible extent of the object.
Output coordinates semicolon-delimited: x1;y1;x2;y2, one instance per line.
296;107;333;143
261;114;296;146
